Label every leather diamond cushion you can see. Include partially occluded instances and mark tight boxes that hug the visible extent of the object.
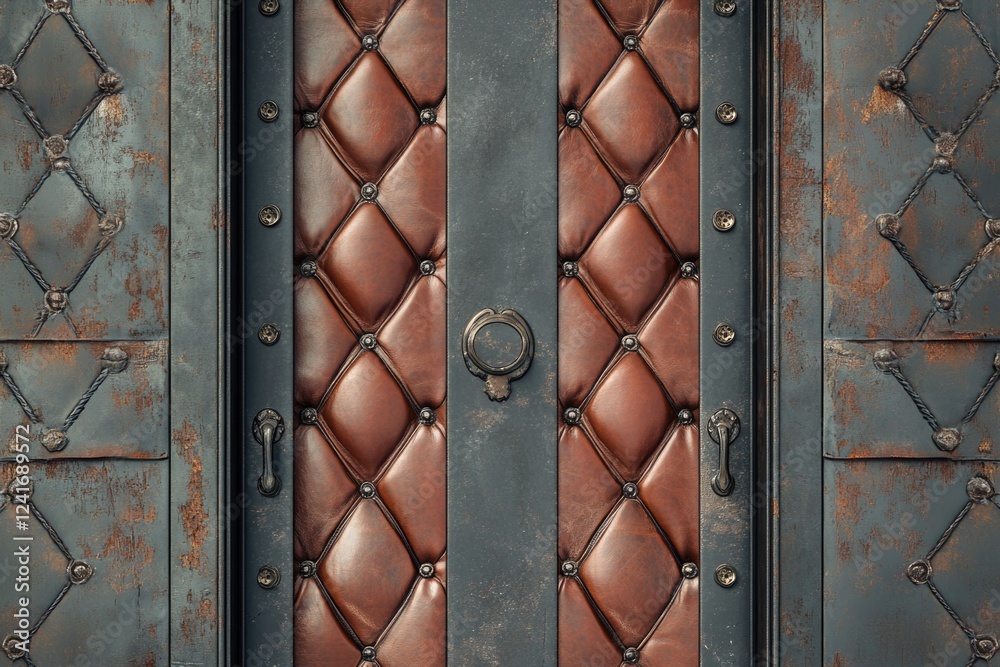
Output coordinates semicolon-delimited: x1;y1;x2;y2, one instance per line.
559;0;699;664
294;0;446;664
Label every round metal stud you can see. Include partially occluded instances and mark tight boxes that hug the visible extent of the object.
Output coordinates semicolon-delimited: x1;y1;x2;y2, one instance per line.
41;429;68;452
45;0;71;13
967;476;994;502
360;182;379;201
362;646;377;662
565;109;582;128
258;204;281;227
98;71;123;94
932;155;953;173
68;559;94;585
258;323;280;346
974;635;998;660
2;635;25;660
562;261;579;278
679;112;697;129
621;334;639;352
98;213;123;237
258;100;279;123
878;66;907;91
714;0;737;17
100;347;129;374
45;289;68;313
563;407;582;426
623;647;640;664
933;428;962;452
680;262;698;279
873;348;900;373
935;132;958;157
713;209;736;232
259;0;280;15
360;333;378;350
681;562;699;579
678;409;694;425
418;407;437;426
257;565;280;589
938;0;962;11
300;260;318;278
715;563;737;588
934;289;956;312
716;102;738;125
0;65;16;89
360;481;377;499
301;111;320;128
986;218;1000;240
906;559;932;585
44;135;68;159
876;213;900;238
561;560;579;577
362;34;379;51
622;482;639;499
0;214;18;240
623;35;639;51
623;184;641;203
419;563;436;578
300;408;318;425
51;157;70;172
299;560;316;577
420;108;437;125
420;260;436;276
713;323;736;347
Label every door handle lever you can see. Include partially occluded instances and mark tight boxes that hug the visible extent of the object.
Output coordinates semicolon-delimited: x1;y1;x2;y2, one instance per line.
707;408;740;497
253;408;285;497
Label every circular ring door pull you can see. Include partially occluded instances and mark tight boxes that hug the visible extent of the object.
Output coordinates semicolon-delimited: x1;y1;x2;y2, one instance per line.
462;308;534;402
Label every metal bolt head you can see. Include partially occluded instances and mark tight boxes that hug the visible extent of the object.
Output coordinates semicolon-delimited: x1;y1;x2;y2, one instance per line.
681;562;699;579
2;635;26;660
873;348;899;373
418;407;437;426
300;260;318;278
299;560;317;577
933;428;962;452
715;563;737;588
623;184;640;203
562;261;579;277
0;65;17;89
622;482;639;499
561;560;579;577
623;35;639;51
360;182;379;201
680;262;698;279
0;214;18;240
974;635;999;660
623;647;640;664
360;333;378;350
41;429;68;452
621;334;639;352
360;481;377;499
906;559;932;585
45;289;68;313
419;563;436;578
100;347;129;374
300;408;318;425
713;209;736;232
257;565;280;589
68;559;94;585
716;102;738;125
301;111;320;128
565;109;582;127
934;289;956;311
362;34;379;51
678;409;694;425
878;66;907;91
44;135;68;159
258;204;281;227
680;112;697;129
714;0;737;16
713;323;736;346
420;108;437;125
361;646;377;662
986;218;1000;240
419;260;436;276
259;0;280;15
876;213;900;238
99;213;124;237
258;100;279;122
258;323;280;346
967;476;994;502
563;407;582;426
45;0;71;13
98;71;123;94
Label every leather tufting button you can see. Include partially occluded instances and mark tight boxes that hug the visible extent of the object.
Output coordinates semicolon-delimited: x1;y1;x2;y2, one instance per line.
359;482;377;499
361;646;377;662
299;260;317;278
362;34;379;51
678;409;694;425
420;108;437;125
680;112;697;128
419;563;436;578
565;109;582;127
299;560;317;577
681;562;699;579
623;184;640;203
300;408;318;425
419;259;436;276
418;407;437;426
622;482;639;499
359;333;378;350
563;407;582;426
623;35;639;52
623;647;640;664
621;334;639;352
680;262;698;279
562;260;579;277
561;560;579;577
360;182;379;201
301;111;320;128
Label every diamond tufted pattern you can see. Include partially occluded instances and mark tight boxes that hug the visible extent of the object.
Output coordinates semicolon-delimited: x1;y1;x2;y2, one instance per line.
558;1;699;665
293;1;445;664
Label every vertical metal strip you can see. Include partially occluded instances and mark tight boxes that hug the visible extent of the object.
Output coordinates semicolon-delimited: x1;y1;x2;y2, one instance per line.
242;0;294;663
446;0;558;664
700;0;754;664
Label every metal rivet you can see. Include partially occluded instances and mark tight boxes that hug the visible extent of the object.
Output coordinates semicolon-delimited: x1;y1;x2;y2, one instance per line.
258;323;280;346
257;565;280;589
362;34;379;51
967;476;994;502
716;102;738;125
0;65;16;89
45;0;70;13
876;213;900;238
300;260;318;278
563;407;582;426
360;182;378;201
98;71;123;94
418;407;437;426
678;409;694;425
420;108;437;125
932;155;953;173
680;112;697;129
934;289;956;311
715;564;737;588
301;111;320;128
562;261;579;278
623;648;640;664
68;559;94;585
621;334;639;352
878;66;907;91
259;0;280;15
99;213;124;237
561;560;579;577
906;559;931;585
419;563;436;578
300;408;318;425
935;133;958;157
51;157;70;172
44;135;68;159
45;289;68;313
713;323;736;347
258;100;279;122
360;481;377;499
680;262;698;279
362;646;377;662
100;347;129;374
873;348;899;373
258;204;281;227
42;429;67;452
938;0;962;11
623;184;640;203
0;214;18;240
299;560;316;577
974;635;998;660
985;218;1000;240
420;260;436;276
622;482;639;499
565;109;582;127
714;0;737;16
681;562;699;579
360;333;378;350
2;635;26;660
623;35;639;51
933;428;962;452
713;209;736;232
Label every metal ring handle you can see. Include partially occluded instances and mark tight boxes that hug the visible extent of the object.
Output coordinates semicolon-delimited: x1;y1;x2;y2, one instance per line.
462;308;534;402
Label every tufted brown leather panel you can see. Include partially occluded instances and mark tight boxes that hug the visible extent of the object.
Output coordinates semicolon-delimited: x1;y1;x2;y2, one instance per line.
293;1;445;664
558;1;700;665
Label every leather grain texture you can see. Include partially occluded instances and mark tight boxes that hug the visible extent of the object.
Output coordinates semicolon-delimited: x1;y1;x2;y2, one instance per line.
558;1;700;664
293;1;446;664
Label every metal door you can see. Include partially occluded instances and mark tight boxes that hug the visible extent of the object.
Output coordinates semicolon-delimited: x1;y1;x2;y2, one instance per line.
771;1;1000;665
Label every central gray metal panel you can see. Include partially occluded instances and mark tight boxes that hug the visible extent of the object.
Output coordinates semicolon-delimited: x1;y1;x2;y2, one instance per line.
446;0;558;664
